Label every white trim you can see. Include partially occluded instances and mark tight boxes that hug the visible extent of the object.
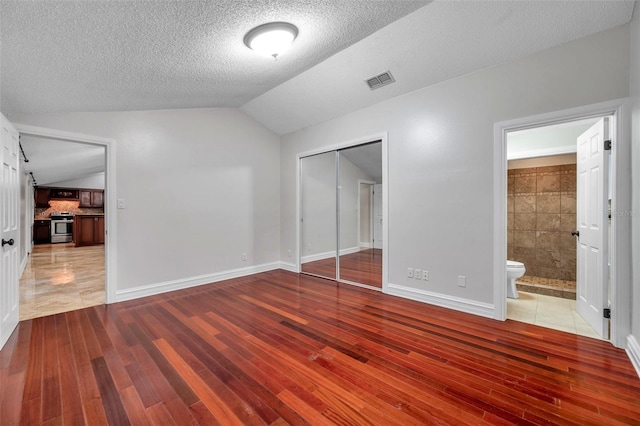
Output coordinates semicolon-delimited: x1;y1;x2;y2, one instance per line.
301;246;360;264
493;98;632;349
19;255;28;277
116;262;282;302
507;144;576;160
13;123;118;305
359;242;372;249
278;262;298;273
626;335;640;378
357;179;376;250
387;283;494;318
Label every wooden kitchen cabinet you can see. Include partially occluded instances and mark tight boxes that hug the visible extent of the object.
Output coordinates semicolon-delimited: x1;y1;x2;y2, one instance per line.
33;220;51;244
79;189;104;208
74;215;104;246
34;188;50;207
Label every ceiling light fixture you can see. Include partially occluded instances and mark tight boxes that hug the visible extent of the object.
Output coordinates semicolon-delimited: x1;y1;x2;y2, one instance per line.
244;22;298;60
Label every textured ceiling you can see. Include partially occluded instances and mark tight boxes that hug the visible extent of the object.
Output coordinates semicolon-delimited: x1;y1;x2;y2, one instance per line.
243;1;635;134
0;0;428;115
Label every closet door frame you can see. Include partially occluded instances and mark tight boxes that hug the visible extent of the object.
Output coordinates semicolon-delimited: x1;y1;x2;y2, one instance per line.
296;132;388;292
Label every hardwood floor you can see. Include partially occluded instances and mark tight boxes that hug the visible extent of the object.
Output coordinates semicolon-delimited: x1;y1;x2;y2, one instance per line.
302;248;382;288
2;270;639;425
19;243;105;321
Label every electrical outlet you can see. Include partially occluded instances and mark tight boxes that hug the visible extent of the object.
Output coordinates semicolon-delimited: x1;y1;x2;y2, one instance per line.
458;275;466;287
414;269;421;279
242;253;247;261
422;270;429;281
287;249;292;257
407;268;414;278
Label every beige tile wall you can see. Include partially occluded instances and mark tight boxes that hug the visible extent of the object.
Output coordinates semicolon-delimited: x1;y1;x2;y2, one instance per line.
507;164;576;281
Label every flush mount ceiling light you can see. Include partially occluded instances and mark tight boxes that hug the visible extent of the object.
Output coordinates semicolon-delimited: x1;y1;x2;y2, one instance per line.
244;22;298;60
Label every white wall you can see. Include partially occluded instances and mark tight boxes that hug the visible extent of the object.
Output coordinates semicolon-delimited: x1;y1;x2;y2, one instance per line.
281;25;630;308
629;6;640;364
48;172;105;189
10;108;281;292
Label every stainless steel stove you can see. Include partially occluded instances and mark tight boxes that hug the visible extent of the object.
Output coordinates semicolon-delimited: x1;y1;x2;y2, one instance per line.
50;212;74;243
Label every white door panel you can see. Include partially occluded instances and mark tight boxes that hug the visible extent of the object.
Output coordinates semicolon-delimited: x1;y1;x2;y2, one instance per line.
576;118;609;339
373;184;383;249
1;114;20;350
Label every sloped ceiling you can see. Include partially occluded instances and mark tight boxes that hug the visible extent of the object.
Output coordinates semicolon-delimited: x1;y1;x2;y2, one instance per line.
242;1;635;135
1;1;635;139
20;135;105;186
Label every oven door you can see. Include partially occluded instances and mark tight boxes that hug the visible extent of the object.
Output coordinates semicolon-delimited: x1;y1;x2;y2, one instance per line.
51;220;73;242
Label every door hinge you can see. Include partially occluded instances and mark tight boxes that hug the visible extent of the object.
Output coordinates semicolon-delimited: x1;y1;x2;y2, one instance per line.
604;140;612;151
603;308;611;319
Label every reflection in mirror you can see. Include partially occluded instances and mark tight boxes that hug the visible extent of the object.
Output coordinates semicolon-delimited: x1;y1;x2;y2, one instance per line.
338;141;382;287
300;152;336;279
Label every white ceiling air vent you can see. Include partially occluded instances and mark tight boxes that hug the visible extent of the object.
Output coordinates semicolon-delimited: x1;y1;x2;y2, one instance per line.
365;71;395;90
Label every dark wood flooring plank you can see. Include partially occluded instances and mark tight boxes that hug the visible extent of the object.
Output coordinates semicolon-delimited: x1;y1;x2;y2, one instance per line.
54;314;85;426
91;356;131;426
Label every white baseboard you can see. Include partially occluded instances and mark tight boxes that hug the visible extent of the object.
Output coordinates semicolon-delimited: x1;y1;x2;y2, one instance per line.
19;254;28;277
626;335;640;378
115;262;282;303
278;262;298;273
360;242;372;248
387;282;495;319
301;246;360;264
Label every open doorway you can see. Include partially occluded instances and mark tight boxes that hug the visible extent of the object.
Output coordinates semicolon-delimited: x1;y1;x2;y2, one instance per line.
15;125;114;320
19;135;106;320
506;118;603;338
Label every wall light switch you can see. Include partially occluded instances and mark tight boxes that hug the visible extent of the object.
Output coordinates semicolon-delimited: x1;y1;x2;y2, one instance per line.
242;253;247;261
458;275;466;287
407;268;414;278
422;270;429;281
414;269;421;279
117;198;125;209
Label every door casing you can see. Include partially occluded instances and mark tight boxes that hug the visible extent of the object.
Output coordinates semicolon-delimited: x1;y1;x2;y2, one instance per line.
12;123;118;305
494;98;632;348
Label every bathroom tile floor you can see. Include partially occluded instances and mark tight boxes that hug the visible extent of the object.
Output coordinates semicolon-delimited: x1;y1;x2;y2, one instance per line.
507;291;601;339
19;243;105;321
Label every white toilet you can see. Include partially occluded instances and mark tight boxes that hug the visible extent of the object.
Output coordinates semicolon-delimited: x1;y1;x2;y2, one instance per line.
506;260;526;299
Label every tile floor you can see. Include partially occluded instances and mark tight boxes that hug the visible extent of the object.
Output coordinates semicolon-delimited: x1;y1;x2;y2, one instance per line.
19;243;105;321
507;291;601;339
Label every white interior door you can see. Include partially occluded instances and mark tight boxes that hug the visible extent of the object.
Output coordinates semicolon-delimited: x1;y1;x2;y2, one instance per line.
373;184;383;249
0;114;20;350
576;117;609;339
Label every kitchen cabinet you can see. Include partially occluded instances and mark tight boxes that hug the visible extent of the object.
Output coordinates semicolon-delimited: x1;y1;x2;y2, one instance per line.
50;188;79;200
35;188;50;207
79;190;104;208
74;215;104;246
33;220;51;244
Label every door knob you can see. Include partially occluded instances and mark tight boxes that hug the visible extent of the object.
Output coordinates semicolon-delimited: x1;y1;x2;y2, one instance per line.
2;238;14;247
571;231;580;237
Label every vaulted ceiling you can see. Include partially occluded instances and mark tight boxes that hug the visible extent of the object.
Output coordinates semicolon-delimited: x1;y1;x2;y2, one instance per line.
1;1;634;136
1;1;635;185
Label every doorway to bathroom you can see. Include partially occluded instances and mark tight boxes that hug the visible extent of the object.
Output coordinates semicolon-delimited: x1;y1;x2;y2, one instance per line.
505;116;612;339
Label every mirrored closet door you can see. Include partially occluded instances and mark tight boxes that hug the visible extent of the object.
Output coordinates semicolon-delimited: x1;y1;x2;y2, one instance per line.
300;151;337;280
299;140;383;288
